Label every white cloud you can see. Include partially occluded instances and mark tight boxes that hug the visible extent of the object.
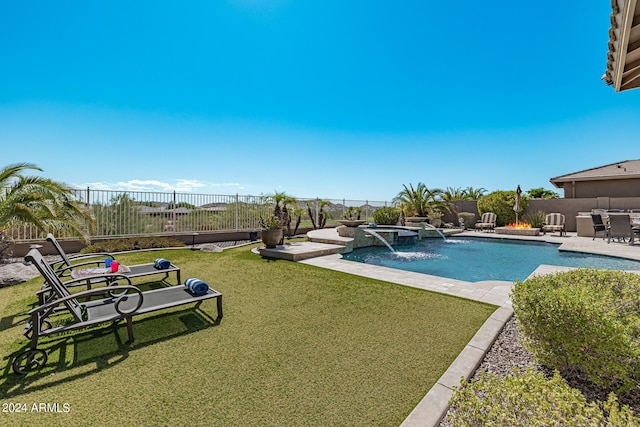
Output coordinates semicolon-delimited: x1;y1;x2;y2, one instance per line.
77;179;244;193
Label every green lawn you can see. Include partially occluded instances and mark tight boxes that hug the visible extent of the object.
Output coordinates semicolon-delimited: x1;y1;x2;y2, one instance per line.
0;244;496;426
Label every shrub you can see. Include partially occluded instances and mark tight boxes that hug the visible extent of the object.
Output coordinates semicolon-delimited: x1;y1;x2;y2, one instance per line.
81;236;186;253
457;212;476;229
523;209;546;228
445;368;640;426
512;269;640;394
0;233;13;263
373;207;401;225
477;190;528;226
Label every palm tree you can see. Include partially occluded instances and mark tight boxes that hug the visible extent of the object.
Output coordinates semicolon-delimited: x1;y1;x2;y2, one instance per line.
0;162;95;242
442;187;466;215
443;187;467;201
463;186;487;200
392;183;447;218
308;199;332;229
289;202;306;236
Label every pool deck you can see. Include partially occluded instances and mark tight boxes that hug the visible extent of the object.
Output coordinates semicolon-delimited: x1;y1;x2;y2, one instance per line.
263;228;640;426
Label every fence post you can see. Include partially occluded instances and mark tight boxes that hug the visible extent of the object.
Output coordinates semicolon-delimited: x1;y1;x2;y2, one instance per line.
235;194;239;231
365;200;369;220
85;186;91;238
172;190;177;235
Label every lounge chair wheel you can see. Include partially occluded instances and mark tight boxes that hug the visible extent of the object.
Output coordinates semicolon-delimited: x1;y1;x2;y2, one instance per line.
13;349;48;375
24;320;52;340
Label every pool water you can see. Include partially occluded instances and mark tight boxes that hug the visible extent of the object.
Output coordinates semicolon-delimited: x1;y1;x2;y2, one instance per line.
341;237;640;282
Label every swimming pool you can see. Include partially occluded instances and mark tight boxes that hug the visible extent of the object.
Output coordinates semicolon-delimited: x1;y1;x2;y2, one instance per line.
341;237;640;282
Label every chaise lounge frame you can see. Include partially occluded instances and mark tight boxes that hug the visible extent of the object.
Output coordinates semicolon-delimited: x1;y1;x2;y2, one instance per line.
13;248;222;375
39;234;181;304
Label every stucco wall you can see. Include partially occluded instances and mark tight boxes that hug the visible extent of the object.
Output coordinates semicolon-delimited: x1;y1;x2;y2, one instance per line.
560;178;640;198
444;197;640;232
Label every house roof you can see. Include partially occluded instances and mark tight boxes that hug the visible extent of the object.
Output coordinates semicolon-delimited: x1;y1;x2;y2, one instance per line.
550;159;640;187
603;0;640;91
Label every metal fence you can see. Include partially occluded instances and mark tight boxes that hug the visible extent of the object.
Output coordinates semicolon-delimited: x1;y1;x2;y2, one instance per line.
4;188;392;241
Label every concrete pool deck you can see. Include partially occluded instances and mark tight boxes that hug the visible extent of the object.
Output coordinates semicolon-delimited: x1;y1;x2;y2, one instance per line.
280;228;640;425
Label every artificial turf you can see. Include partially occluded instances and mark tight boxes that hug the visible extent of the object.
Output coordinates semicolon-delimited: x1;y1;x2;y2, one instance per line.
0;244;496;426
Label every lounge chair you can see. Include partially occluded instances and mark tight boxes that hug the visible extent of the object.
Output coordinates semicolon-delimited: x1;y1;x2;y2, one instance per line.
590;213;610;240
12;248;222;375
475;212;497;232
39;234;181;304
541;213;566;236
608;213;632;243
46;233;117;275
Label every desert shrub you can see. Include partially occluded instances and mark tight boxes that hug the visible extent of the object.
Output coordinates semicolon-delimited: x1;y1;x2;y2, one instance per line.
0;233;13;262
476;190;528;226
372;207;401;225
81;236;186;253
445;368;639;426
457;212;476;229
523;209;546;228
512;269;640;394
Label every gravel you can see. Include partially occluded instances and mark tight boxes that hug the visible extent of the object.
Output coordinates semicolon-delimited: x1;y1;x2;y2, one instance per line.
439;315;639;425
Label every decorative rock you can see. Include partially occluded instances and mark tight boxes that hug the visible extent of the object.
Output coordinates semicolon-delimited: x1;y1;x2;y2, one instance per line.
198;244;223;253
0;262;39;286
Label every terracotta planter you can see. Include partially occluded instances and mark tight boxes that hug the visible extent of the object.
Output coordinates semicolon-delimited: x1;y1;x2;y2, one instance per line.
261;228;283;248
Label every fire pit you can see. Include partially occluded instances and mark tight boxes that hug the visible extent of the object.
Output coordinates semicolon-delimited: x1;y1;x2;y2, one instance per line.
494;222;540;236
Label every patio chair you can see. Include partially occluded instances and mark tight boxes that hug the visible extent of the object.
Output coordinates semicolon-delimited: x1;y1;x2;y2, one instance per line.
39;234;181;304
12;248;222;375
541;213;566;236
475;212;497;232
608;213;632;243
590;213;610;240
46;233;117;275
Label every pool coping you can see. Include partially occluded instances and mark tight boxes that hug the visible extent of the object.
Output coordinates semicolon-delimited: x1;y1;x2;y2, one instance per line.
298;230;640;426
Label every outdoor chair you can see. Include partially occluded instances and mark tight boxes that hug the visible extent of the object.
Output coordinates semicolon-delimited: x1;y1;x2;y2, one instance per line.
45;233;117;275
541;213;566;236
12;248;222;375
607;213;632;244
590;213;610;240
40;234;181;304
475;212;497;232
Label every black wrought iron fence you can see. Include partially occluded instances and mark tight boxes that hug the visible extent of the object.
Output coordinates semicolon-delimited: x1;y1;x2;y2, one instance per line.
3;188;391;241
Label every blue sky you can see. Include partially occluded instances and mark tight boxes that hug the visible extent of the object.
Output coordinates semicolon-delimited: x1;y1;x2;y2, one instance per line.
1;1;638;202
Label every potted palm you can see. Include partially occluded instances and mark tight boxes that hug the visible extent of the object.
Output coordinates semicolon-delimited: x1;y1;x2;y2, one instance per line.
338;206;367;227
393;183;449;225
259;214;283;248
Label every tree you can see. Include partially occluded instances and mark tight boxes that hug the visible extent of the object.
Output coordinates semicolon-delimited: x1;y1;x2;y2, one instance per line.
392;183;448;218
443;187;467;201
526;187;559;199
442;187;467;215
463;186;487;200
0;162;95;242
308;199;332;229
289;202;305;236
477;190;528;226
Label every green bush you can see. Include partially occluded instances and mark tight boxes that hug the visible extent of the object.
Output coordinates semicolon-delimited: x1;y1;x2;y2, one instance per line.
446;368;640;426
523;209;546;228
457;212;476;229
372;207;400;225
512;269;640;394
477;190;528;226
81;236;186;253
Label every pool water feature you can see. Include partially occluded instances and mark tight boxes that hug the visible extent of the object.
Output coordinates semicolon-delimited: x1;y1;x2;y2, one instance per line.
341;237;640;282
364;229;396;253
